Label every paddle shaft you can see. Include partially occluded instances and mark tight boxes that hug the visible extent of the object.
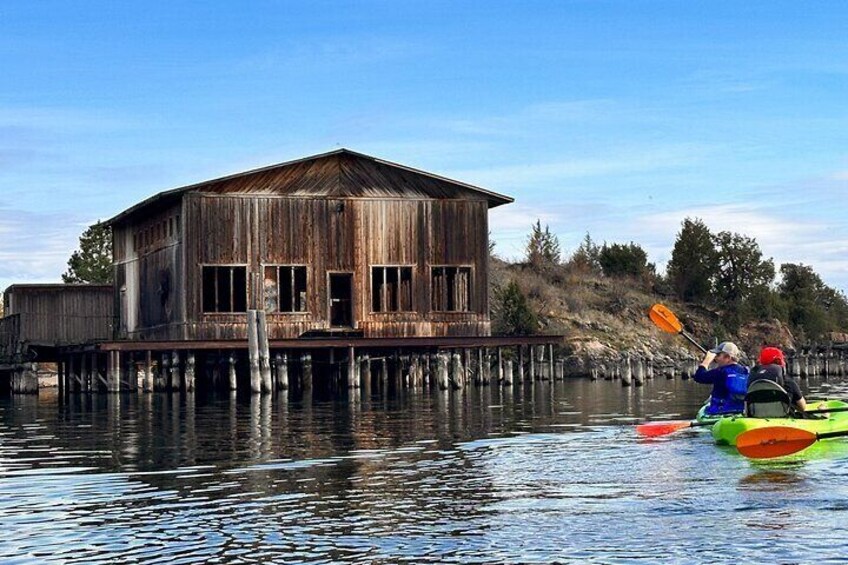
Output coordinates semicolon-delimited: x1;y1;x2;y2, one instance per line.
817;429;848;441
679;330;707;354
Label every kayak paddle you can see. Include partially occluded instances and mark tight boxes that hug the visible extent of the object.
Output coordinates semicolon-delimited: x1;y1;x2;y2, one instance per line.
636;419;715;437
637;406;848;438
737;426;848;459
648;304;707;354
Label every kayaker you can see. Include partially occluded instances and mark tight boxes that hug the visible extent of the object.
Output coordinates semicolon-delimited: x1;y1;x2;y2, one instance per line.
693;341;749;415
749;346;807;412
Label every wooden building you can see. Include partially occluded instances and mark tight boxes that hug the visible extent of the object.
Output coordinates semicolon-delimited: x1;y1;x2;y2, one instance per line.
0;284;113;360
108;149;512;342
3;149;564;395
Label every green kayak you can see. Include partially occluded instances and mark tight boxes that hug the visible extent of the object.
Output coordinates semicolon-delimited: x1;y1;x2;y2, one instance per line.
711;399;848;446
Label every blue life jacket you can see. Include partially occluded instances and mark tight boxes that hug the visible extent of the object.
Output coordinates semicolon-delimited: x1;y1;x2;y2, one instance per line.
693;363;749;415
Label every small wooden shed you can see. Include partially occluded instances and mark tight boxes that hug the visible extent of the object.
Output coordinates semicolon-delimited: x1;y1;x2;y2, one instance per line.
106;149;513;342
0;284;113;359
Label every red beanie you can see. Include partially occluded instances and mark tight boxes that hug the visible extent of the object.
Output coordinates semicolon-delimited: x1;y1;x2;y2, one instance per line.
759;346;786;367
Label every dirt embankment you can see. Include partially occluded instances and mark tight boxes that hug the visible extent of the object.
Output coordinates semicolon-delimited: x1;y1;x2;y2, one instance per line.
489;258;795;377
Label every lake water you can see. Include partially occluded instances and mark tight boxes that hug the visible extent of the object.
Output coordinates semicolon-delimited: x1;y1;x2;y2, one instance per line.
1;375;848;564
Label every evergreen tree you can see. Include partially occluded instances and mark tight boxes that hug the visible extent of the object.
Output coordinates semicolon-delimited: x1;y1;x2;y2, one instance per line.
779;263;848;338
62;221;113;284
492;280;538;336
598;242;651;278
525;220;561;269
666;218;717;302
712;231;774;326
568;232;601;274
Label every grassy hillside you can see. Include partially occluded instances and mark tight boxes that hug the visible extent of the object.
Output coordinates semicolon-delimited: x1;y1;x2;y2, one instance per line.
489;257;795;377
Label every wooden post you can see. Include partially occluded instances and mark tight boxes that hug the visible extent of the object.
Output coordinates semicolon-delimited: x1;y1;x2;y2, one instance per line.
556;359;564;381
476;348;484;386
228;353;238;391
126;353;137;391
257;310;272;393
185;351;196;392
518;346;525;384
496;347;504;385
530;347;537;382
158;353;169;391
80;353;88;393
302;352;313;390
67;355;76;393
347;346;357;388
437;351;449;390
57;358;65;397
409;354;419;388
505;357;514;386
621;355;632;387
548;344;555;382
107;351;120;393
633;356;644;387
170;351;181;391
143;351;153;392
248;310;261;394
361;354;371;392
380;357;389;391
393;352;403;388
451;350;464;390
276;352;289;390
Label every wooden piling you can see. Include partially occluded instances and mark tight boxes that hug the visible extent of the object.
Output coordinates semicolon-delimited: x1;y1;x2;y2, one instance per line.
548;344;555;381
277;352;289;390
437;351;450;390
620;355;632;387
347;346;357;388
302;352;313;390
185;351;196;392
451;350;464;390
228;353;238;391
496;347;504;385
257;311;272;393
248;311;261;394
530;347;537;381
170;351;181;391
143;351;153;392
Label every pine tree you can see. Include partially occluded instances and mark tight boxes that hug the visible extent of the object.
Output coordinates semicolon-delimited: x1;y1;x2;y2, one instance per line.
713;231;774;326
525;220;560;269
598;242;650;278
62;221;113;284
666;218;717;302
492;280;538;335
568;232;601;274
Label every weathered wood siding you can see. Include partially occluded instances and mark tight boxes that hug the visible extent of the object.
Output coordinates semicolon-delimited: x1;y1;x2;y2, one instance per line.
181;194;490;339
112;202;184;340
107;150;506;341
2;285;113;346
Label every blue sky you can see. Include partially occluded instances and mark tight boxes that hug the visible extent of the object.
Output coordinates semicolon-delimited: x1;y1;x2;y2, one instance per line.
1;1;847;291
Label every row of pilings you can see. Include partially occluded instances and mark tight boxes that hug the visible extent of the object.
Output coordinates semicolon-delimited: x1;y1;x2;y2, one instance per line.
10;345;848;395
48;344;565;396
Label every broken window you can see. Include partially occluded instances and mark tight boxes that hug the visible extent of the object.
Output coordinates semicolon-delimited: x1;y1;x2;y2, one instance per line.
263;265;308;313
431;266;471;312
202;266;248;313
371;266;413;312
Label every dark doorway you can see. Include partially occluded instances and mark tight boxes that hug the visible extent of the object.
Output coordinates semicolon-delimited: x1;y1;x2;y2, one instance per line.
329;273;353;328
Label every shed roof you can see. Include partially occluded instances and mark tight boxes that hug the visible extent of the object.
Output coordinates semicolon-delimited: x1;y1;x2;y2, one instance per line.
107;149;513;226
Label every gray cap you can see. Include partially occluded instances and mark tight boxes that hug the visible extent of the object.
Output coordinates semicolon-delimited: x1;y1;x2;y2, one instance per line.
710;341;741;360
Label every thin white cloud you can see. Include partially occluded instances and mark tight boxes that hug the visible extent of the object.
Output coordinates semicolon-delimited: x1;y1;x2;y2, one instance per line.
0;209;87;291
446;144;710;189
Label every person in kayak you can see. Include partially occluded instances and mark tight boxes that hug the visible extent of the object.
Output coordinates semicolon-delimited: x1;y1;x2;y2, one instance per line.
749;346;807;412
693;341;749;415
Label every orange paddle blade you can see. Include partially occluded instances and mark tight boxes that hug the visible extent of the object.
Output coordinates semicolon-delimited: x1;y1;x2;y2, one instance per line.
736;426;817;459
649;304;683;334
635;420;692;437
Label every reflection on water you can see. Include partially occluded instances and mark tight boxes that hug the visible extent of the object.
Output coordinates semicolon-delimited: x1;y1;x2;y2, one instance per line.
0;376;846;563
